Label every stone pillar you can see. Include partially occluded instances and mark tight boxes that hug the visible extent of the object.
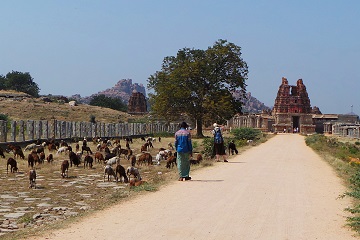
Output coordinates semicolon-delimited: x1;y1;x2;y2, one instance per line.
0;120;7;142
18;121;25;142
27;120;35;141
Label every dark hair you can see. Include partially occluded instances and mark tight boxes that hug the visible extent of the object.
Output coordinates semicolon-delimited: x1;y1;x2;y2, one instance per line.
180;122;188;128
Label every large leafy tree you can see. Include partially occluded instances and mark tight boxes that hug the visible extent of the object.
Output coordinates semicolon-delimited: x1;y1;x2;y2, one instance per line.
89;94;128;112
147;39;248;137
1;71;40;97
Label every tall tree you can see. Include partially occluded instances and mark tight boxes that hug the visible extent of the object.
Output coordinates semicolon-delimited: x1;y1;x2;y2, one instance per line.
147;39;248;137
5;71;40;97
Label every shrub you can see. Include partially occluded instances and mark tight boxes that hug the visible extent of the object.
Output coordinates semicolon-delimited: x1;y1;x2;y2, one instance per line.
232;127;261;141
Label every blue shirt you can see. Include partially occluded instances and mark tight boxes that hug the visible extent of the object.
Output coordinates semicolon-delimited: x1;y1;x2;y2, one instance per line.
174;128;193;153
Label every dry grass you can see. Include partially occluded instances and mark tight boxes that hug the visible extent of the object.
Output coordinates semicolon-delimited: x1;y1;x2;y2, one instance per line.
0;90;143;123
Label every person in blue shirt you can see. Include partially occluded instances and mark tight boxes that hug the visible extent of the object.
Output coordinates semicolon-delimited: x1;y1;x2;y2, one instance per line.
174;122;193;181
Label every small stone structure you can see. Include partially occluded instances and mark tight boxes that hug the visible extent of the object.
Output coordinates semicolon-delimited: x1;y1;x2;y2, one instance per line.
127;91;147;114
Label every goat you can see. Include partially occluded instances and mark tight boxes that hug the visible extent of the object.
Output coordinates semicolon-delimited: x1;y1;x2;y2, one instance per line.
36;147;45;154
84;155;94;169
140;145;147;152
166;156;177;169
129;179;147;187
39;152;45;164
94;151;105;164
228;141;238;155
46;153;53;163
115;165;129;183
69;151;81;167
24;143;37;151
81;146;93;154
30;151;41;165
104;165;116;182
137;153;152;166
28;153;35;168
119;148;132;160
56;146;68;155
129;155;136;167
190;154;203;165
127;166;142;181
61;160;69;178
105;156;120;166
7;157;18;173
75;143;80;152
14;148;25;160
0;147;5;158
29;169;36;189
48;143;57;152
105;153;117;161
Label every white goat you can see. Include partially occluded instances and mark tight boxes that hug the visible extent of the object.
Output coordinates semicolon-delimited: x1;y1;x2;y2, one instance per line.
24;143;37;151
56;146;68;155
105;156;120;166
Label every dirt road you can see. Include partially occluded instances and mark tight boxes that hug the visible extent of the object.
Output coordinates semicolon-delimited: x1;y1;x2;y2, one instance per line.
31;134;357;240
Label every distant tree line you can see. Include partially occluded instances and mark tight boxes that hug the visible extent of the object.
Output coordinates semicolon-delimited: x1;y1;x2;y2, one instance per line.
0;71;40;97
0;71;128;112
89;94;128;112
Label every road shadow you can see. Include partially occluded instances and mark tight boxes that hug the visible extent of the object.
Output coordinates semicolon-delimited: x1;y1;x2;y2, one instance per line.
190;180;224;182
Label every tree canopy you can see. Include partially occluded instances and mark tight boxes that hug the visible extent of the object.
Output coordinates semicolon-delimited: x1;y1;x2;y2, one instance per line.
0;71;40;97
89;94;128;112
147;39;248;136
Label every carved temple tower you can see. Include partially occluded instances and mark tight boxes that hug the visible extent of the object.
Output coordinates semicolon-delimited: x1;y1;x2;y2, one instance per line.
272;77;315;133
128;91;147;114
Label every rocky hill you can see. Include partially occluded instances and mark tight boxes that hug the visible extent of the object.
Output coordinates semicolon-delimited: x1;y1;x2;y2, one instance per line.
69;79;146;104
233;91;271;113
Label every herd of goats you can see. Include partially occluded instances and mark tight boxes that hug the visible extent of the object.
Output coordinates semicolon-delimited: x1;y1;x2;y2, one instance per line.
1;136;203;189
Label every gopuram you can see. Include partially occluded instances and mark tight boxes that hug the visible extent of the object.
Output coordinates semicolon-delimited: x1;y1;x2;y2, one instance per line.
272;77;315;133
128;91;147;114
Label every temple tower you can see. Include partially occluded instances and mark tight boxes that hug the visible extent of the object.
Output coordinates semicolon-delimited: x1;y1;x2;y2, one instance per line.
128;91;147;114
272;77;315;134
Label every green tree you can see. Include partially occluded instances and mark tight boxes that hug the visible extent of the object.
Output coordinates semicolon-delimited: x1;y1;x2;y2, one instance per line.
0;75;5;90
148;39;248;137
89;94;127;112
5;71;40;97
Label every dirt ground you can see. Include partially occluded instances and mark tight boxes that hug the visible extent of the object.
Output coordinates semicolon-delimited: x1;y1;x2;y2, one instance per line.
0;136;204;239
26;134;358;240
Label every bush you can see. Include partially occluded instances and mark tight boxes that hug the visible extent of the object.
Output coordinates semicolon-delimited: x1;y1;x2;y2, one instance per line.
232;127;261;141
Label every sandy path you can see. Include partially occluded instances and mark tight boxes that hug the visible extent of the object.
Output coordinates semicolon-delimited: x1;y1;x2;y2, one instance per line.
30;134;357;240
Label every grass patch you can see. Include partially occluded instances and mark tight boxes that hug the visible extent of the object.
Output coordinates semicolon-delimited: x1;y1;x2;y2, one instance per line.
305;134;360;233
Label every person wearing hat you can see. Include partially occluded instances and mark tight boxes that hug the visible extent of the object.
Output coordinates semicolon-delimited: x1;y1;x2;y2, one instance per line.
174;121;193;181
212;123;228;162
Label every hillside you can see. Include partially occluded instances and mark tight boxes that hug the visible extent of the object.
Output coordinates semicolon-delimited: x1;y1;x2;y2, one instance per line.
0;90;142;123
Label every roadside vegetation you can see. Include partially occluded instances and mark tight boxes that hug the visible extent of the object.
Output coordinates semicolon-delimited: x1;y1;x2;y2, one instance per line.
305;134;360;232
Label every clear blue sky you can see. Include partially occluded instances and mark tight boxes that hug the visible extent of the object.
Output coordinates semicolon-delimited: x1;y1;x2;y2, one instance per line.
1;0;359;114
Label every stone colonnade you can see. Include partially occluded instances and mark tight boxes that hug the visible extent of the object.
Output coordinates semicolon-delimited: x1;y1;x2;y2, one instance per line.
0;120;177;143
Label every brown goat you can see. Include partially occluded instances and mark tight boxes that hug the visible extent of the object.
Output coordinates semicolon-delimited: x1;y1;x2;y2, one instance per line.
137;153;152;166
61;160;69;178
83;155;94;169
46;153;53;163
166;156;177;168
29;169;36;188
7;157;18;173
94;151;105;164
